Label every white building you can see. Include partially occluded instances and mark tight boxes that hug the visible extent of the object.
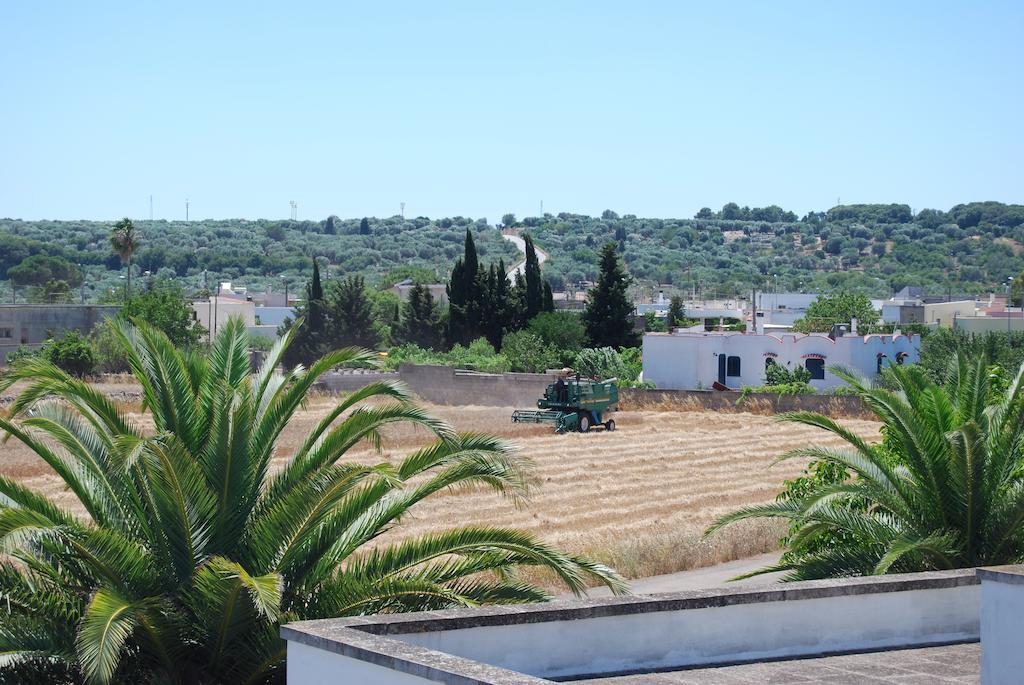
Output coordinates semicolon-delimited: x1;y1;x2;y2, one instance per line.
643;329;921;391
754;292;818;328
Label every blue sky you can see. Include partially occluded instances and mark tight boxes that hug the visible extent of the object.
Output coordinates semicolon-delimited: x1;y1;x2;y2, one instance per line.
2;1;1021;222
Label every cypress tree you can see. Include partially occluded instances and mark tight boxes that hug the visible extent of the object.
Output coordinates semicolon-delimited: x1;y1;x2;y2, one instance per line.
582;243;640;349
359;218;370;235
445;229;484;347
509;270;528;331
542;280;555;313
523;234;543;320
397;283;441;349
282;258;327;368
328;275;380;349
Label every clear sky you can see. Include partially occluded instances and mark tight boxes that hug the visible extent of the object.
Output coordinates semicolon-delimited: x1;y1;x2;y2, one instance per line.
2;1;1022;222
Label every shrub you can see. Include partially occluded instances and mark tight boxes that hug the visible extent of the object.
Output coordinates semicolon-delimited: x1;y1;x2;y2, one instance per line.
42;330;95;377
765;362;812;386
574;347;626;380
501;331;560;373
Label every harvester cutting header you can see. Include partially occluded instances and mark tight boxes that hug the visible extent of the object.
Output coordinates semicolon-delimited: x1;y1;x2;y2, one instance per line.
512;372;619;433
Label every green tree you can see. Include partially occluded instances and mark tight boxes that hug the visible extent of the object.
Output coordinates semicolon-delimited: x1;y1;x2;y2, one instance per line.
582;243;639;349
667;295;685;330
41;329;96;376
0;319;625;683
324;215;337;235
573;347;626;380
1012;271;1024;309
542;281;554;313
479;262;515;350
110;218;141;299
792;291;879;333
282;259;328;368
501;330;560;372
119;279;206;348
28;278;73;303
327;275;380;349
523;234;544;320
527;311;588;361
502;213;516;227
446;229;483;347
359;217;370;235
396;283;442;349
8;254;81;288
707;357;1024;580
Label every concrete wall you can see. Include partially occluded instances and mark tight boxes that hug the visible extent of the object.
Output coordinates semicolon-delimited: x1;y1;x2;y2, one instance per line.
0;304;120;364
924;300;976;327
979;567;1024;684
190;300;256;335
621;388;871;417
397;364;556;407
955;316;1024;334
403;584;978;680
283;570;980;685
318;365;554;406
253;306;295;327
319;370;401;393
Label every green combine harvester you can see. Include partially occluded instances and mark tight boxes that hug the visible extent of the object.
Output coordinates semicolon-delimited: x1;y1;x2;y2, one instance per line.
512;376;619;433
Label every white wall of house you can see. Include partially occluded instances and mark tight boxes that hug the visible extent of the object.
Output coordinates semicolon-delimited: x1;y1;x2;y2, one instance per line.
642;331;921;390
253;306;295;327
190;299;256;336
923;300;977;327
955;316;1024;334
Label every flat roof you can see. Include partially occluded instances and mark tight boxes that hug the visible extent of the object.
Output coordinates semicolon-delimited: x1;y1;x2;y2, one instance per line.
576;642;979;684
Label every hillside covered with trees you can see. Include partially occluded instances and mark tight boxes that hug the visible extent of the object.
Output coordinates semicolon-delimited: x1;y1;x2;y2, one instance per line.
2;201;1023;302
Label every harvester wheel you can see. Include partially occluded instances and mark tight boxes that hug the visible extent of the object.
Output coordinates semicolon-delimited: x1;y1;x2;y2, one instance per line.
605;419;616;432
578;413;591;433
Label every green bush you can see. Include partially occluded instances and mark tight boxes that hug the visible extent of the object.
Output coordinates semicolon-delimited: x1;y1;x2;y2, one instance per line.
384;337;510;373
737;382;815;402
526;311;588;362
91;319;130;373
41;330;96;377
765;362;812;386
501;331;560;373
573;347;626;380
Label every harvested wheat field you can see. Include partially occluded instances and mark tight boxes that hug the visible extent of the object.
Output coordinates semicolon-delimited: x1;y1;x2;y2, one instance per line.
0;391;881;583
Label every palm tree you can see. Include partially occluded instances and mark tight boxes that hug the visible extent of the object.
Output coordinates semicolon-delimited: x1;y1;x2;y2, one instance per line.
706;356;1024;580
110;217;140;300
0;319;626;684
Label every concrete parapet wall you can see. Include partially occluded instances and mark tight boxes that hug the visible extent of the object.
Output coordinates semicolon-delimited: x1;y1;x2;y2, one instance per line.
284;569;981;684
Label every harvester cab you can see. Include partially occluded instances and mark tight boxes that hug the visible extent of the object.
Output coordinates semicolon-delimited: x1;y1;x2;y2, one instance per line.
511;375;619;433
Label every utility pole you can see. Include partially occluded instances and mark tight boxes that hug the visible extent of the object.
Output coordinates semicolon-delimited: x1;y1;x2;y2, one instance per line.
186;198;190;221
149;195;153;221
400;202;405;219
289;200;297;220
540;200;543;216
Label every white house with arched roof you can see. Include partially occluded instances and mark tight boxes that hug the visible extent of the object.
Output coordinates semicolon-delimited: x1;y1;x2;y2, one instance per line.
642;330;920;391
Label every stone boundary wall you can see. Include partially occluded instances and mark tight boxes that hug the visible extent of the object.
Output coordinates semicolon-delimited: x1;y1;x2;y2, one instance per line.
318;369;401;393
620;388;872;418
318;366;554;407
396;364;556;407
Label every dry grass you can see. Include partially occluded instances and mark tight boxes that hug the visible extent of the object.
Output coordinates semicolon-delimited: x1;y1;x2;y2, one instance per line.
0;391;881;585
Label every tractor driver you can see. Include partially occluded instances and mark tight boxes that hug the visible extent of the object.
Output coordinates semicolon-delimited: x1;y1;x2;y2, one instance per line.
554;369;571;403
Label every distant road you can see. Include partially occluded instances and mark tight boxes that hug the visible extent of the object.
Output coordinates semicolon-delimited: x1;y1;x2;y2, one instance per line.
502;232;548;283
